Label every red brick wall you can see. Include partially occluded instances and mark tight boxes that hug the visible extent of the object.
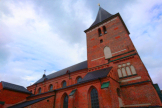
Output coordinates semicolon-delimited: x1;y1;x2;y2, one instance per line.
27;92;55;101
121;82;161;106
110;55;151;83
0;83;3;90
0;89;29;104
0;89;30;108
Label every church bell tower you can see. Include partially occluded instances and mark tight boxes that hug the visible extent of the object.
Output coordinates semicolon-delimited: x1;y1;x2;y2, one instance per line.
84;6;162;107
85;6;135;69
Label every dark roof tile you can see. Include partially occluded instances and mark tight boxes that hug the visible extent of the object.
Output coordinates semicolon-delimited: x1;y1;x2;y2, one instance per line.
34;60;87;84
8;96;53;108
80;67;112;83
1;81;31;94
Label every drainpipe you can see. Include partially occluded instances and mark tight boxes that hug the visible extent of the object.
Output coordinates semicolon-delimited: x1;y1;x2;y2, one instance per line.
53;90;56;108
68;73;71;85
98;78;102;85
34;84;37;94
68;73;70;79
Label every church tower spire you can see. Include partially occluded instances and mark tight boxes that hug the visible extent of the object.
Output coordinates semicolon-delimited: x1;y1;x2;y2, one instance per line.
84;6;132;69
90;6;112;28
85;6;131;69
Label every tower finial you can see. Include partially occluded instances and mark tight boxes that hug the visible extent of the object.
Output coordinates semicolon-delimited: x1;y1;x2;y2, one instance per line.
98;3;100;7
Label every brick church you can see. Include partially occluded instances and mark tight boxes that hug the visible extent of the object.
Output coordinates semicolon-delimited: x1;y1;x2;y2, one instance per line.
1;6;162;108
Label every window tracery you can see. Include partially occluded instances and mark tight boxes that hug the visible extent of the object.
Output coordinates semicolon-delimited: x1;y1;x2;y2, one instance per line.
91;88;99;108
63;94;68;108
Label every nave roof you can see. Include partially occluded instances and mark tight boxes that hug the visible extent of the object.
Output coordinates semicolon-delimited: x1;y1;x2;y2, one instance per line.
34;60;87;84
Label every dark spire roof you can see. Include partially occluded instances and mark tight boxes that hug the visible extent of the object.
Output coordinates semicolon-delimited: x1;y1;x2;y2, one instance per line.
90;7;112;28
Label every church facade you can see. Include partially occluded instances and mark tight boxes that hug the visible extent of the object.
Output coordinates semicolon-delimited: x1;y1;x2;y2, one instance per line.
6;7;162;108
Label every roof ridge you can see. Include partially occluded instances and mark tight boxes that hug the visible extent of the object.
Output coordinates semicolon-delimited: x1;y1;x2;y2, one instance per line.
33;60;87;85
47;60;87;76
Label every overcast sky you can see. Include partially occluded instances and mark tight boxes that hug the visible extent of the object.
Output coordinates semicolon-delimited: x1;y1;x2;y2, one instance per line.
0;0;162;89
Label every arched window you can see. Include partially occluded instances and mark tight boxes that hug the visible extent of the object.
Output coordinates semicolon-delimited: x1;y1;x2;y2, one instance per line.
38;87;41;94
121;68;127;77
130;65;137;75
104;46;112;59
98;28;102;36
91;88;99;108
63;94;68;108
117;69;122;78
30;90;32;93
126;67;131;75
103;26;107;34
49;84;53;91
77;77;82;83
62;81;66;88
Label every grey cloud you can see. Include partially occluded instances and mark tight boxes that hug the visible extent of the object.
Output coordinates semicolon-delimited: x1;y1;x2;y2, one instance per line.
0;46;10;66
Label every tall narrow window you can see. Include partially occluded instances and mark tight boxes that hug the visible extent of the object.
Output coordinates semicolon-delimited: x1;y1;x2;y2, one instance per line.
91;88;99;108
98;28;102;36
121;68;127;77
62;81;66;88
63;94;68;108
38;88;41;94
77;77;82;83
118;69;122;78
130;65;136;75
103;26;107;34
126;67;131;75
49;84;53;91
104;46;112;59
